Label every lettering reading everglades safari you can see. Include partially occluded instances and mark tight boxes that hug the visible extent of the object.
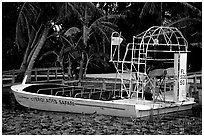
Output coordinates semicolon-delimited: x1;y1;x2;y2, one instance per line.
30;96;75;106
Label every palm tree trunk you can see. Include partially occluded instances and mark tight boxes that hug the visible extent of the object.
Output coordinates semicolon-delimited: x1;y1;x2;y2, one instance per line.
78;52;84;81
67;56;72;79
16;43;31;82
84;53;91;78
78;5;88;81
25;26;49;83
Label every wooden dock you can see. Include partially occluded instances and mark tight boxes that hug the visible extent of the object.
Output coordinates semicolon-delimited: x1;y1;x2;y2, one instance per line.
187;71;202;105
2;67;65;88
2;68;201;88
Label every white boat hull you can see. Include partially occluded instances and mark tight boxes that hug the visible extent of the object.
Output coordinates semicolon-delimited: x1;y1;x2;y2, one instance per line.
11;84;195;118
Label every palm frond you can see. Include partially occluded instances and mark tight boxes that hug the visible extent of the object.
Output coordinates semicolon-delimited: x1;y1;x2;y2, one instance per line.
60;35;75;47
89;14;122;43
93;26;110;43
100;24;118;37
70;2;103;19
92;14;124;25
180;2;201;17
92;35;100;52
101;21;119;30
166;17;201;27
64;27;81;37
190;42;202;48
139;2;151;19
15;2;41;50
30;24;43;49
83;2;103;16
57;2;92;25
39;51;58;60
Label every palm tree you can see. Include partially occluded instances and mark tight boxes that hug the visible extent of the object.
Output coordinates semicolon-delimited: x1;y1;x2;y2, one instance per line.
57;2;124;80
136;2;201;47
16;2;123;82
39;27;80;79
15;3;54;82
165;2;201;48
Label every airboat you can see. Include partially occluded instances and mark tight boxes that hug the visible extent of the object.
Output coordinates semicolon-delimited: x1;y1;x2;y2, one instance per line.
11;26;195;118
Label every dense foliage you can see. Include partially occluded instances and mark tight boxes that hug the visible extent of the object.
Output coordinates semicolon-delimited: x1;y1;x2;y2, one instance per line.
2;2;202;75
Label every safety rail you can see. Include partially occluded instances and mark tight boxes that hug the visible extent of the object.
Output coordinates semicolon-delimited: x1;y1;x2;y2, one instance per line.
35;85;114;100
74;87;103;98
74;89;113;100
36;86;83;96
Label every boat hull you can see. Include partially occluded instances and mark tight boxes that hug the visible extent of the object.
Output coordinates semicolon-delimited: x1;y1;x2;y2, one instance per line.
11;84;195;118
11;84;137;117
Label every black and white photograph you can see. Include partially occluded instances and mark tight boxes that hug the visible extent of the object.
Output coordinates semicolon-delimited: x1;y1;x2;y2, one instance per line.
2;1;202;135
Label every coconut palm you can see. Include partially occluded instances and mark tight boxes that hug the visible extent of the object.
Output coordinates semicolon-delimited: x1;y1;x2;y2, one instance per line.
39;27;80;79
56;2;124;80
17;2;123;82
165;2;201;48
16;3;85;82
15;2;56;82
138;2;201;47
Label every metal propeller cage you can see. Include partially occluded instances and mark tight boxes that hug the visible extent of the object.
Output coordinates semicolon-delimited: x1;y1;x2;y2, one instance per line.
110;26;188;101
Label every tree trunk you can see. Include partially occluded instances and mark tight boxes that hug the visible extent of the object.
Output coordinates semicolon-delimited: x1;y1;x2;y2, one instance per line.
78;52;84;81
16;66;27;82
67;57;72;79
78;5;88;81
25;26;49;83
84;59;89;78
16;43;31;82
84;53;91;78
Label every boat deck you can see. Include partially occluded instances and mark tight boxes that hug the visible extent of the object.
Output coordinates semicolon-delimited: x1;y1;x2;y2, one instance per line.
86;73;132;80
112;92;194;111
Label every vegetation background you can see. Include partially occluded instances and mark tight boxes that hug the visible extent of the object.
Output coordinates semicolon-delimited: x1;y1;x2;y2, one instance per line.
2;2;202;82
